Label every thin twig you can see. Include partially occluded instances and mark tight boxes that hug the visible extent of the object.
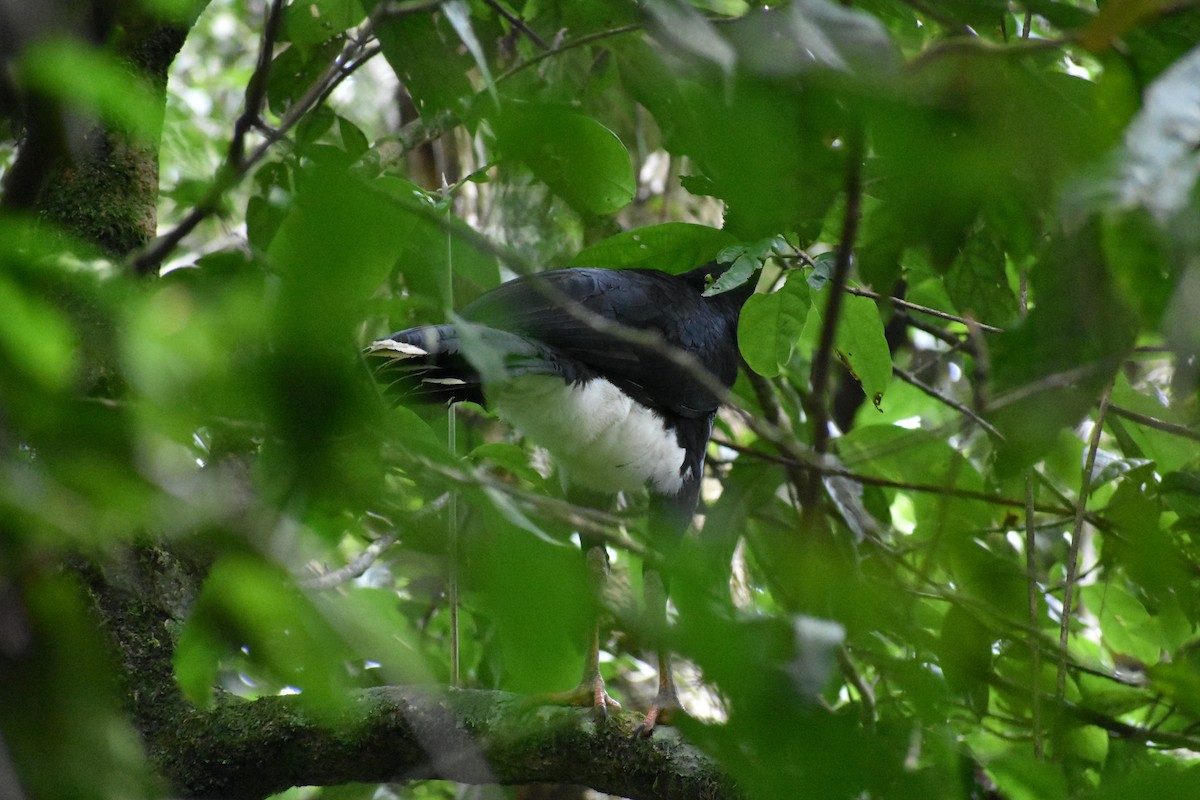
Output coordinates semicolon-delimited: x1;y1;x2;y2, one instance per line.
407;456;646;557
483;0;550;49
710;435;1080;517
740;362;806;506
838;647;877;732
892;364;1002;440
1056;381;1114;752
303;532;400;590
1025;474;1044;759
896;311;971;350
845;285;1004;333
493;24;643;83
1107;403;1200;442
806;125;865;504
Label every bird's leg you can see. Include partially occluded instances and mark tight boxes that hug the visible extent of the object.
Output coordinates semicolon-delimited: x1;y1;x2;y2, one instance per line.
635;564;681;737
539;541;621;717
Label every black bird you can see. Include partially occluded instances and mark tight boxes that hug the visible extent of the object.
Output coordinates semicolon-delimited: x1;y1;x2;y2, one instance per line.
367;263;753;733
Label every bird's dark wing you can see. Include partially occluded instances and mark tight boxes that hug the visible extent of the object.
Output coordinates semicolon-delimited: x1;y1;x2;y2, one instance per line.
460;267;745;418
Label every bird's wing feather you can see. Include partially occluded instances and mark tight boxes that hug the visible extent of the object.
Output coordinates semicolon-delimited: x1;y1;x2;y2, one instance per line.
461;269;739;417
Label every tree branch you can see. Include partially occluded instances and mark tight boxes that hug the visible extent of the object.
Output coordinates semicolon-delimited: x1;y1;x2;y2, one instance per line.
158;686;742;800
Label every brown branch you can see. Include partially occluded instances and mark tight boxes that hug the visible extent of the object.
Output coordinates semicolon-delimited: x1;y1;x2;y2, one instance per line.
228;0;287;169
494;24;643;84
87;545;739;800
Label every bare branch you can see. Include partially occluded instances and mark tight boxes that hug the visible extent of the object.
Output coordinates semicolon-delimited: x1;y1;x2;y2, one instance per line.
301;515;403;591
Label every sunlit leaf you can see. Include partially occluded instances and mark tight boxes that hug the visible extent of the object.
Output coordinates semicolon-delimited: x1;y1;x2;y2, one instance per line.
442;0;497;104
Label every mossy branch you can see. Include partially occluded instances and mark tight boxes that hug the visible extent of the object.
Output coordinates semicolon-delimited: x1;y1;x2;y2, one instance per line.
160;686;742;800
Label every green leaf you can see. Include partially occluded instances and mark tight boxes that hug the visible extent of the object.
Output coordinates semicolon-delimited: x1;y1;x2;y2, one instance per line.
472;515;590;695
497;106;636;216
468;442;543;483
370;6;473;116
174;556;353;715
1064;724;1109;764
939;605;992;716
3;576;155;800
1079;762;1200;800
985;753;1067;800
442;0;497;104
571;223;736;272
1080;581;1163;665
738;271;810;377
944;237;1019;325
988;225;1136;475
0;274;76;391
1148;660;1200;718
808;292;892;410
284;0;362;52
704;255;754;296
727;0;902;78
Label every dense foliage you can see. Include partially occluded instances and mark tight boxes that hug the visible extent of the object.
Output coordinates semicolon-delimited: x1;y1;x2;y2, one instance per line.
3;1;1200;799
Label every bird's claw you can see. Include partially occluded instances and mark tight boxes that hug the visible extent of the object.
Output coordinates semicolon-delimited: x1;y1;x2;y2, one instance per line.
633;702;679;738
537;679;621;720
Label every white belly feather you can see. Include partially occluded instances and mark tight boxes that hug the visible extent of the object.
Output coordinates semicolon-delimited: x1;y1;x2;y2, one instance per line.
490;375;687;496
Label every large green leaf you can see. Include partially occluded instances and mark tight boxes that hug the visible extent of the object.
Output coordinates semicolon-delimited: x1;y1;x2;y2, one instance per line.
739;271;810;377
572;223;736;272
369;6;473;116
174;556;354;714
496;106;636;216
805;291;892;409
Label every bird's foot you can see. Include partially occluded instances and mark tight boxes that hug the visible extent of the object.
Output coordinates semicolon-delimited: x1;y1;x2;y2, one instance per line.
633;700;682;738
538;676;622;720
633;675;683;738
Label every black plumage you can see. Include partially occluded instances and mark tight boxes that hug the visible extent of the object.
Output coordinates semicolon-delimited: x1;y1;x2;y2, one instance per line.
367;262;752;732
